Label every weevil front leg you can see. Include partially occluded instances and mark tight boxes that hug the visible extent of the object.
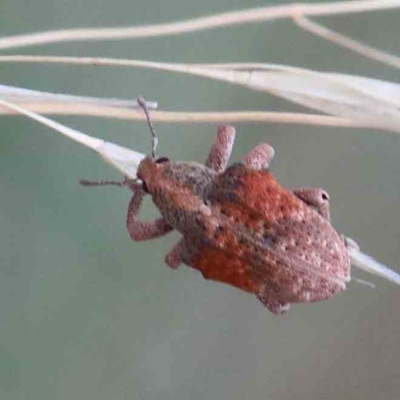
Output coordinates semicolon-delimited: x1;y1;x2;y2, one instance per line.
205;126;236;173
293;188;331;220
244;143;275;170
127;185;174;241
80;177;172;239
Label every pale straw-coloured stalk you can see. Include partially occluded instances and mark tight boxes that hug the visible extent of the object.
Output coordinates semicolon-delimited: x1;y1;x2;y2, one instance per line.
1;58;400;133
0;0;399;50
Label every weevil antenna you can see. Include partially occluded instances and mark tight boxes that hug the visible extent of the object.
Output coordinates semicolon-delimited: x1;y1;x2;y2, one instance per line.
137;97;158;158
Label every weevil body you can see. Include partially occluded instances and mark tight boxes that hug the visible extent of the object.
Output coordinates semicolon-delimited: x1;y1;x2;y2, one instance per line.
129;126;350;314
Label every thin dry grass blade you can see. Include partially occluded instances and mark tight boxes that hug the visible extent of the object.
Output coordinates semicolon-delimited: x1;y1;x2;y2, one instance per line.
0;99;144;178
293;16;400;71
1;57;400;132
349;247;400;285
0;100;372;129
0;1;399;50
0;84;157;109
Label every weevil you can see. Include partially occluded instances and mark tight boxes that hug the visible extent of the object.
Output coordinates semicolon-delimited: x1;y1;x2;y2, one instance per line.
134;129;354;314
83;99;359;314
0;96;397;314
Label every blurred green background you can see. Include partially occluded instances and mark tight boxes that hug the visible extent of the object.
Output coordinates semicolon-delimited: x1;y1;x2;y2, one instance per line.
1;1;400;399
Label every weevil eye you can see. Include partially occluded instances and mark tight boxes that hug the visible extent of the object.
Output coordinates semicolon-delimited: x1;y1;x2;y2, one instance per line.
155;157;170;164
142;180;149;193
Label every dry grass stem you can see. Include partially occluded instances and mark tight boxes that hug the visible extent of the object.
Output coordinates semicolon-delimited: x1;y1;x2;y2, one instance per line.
293;16;400;71
1;56;400;132
0;84;157;109
0;99;144;177
0;1;399;50
0;103;374;129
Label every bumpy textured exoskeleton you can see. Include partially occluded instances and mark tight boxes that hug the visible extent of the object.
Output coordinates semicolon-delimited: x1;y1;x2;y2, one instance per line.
128;126;351;314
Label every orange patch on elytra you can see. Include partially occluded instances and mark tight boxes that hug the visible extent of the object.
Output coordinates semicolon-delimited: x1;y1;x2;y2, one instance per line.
235;170;304;222
189;166;327;299
194;247;261;293
215;169;307;237
192;228;262;294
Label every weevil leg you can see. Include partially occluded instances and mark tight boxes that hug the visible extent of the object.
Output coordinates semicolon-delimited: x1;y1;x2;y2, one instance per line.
257;284;290;314
257;292;291;315
244;143;275;170
165;238;187;269
127;185;173;241
205;126;236;173
293;188;331;220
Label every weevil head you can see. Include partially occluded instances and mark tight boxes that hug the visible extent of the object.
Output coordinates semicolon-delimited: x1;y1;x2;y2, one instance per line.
137;155;216;232
135;99;216;231
137;155;171;194
137;155;216;198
